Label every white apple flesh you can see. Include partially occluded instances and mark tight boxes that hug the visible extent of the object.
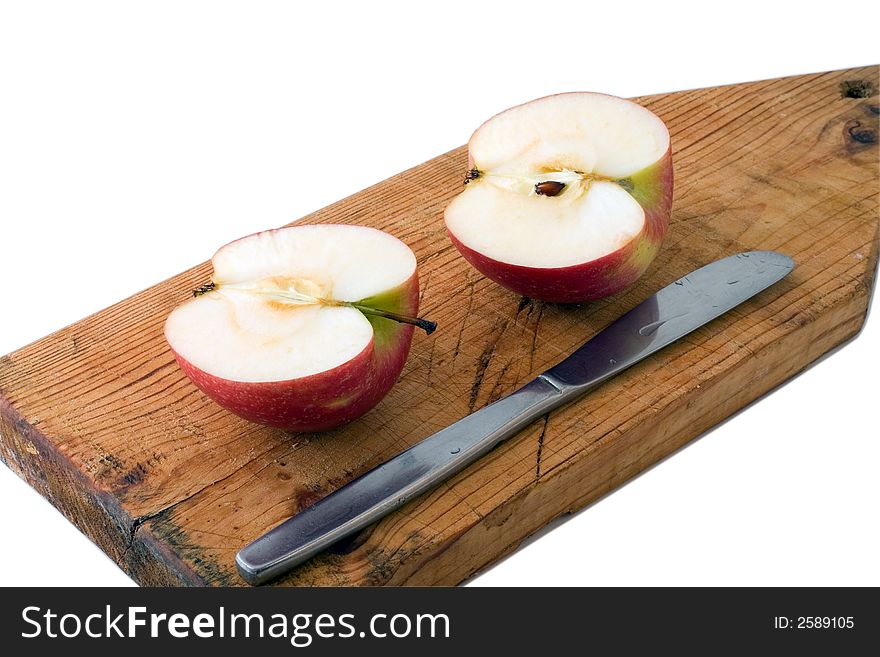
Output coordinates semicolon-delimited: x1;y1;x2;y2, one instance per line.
165;224;430;431
445;92;673;302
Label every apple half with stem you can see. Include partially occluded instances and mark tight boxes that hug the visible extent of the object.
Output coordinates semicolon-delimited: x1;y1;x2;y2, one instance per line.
164;224;435;432
445;92;673;303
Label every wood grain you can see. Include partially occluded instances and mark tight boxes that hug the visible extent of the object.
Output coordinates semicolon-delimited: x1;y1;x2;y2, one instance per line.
1;66;877;586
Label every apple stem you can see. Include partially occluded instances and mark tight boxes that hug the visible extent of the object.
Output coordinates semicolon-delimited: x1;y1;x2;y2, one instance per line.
464;168;481;184
193;282;216;297
200;282;437;335
348;303;437;335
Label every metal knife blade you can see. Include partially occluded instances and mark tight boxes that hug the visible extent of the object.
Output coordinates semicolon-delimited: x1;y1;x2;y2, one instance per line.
236;250;793;585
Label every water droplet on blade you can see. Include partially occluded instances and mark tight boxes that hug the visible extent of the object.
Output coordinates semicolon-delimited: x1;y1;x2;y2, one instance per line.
609;359;617;365
674;280;684;286
727;280;739;285
638;320;667;336
450;448;460;454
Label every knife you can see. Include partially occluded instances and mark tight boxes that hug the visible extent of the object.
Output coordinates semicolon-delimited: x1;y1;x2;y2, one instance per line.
236;250;794;585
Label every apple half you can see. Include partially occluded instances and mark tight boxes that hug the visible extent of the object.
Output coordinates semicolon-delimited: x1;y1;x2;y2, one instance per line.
164;224;434;432
445;92;673;303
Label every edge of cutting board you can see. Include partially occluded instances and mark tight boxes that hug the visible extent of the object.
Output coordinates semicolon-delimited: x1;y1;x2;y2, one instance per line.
1;66;878;586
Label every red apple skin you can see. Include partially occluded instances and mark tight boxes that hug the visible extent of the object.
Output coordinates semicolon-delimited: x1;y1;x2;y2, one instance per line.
168;274;419;432
448;147;673;303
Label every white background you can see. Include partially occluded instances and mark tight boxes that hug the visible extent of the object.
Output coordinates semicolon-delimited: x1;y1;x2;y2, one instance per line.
0;1;877;587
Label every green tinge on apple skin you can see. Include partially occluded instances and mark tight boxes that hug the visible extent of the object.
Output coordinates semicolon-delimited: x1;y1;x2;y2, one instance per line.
625;157;667;209
355;281;422;350
621;150;673;272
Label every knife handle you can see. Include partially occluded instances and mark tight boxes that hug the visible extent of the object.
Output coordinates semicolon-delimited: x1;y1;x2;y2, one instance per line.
236;375;567;585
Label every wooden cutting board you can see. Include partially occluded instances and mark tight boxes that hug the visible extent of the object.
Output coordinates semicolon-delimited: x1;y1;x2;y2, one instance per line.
1;67;877;586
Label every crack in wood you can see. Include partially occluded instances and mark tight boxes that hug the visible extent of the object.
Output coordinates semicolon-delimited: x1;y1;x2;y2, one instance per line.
467;317;509;413
451;276;476;368
486;361;513;405
529;302;545;373
123;452;273;559
468;341;496;413
535;414;549;481
516;296;533;318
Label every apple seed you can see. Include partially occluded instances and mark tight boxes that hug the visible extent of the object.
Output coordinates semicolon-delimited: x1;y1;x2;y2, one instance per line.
534;181;566;197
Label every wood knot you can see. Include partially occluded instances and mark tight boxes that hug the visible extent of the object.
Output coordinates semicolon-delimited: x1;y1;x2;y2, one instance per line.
116;463;147;488
845;120;877;145
840;80;876;99
294;486;324;511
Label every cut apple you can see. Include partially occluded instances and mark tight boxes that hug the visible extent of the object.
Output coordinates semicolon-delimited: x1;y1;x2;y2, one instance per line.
445;92;673;303
164;224;433;432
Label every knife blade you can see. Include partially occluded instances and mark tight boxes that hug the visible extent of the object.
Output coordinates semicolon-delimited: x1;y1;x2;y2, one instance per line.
236;250;794;585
